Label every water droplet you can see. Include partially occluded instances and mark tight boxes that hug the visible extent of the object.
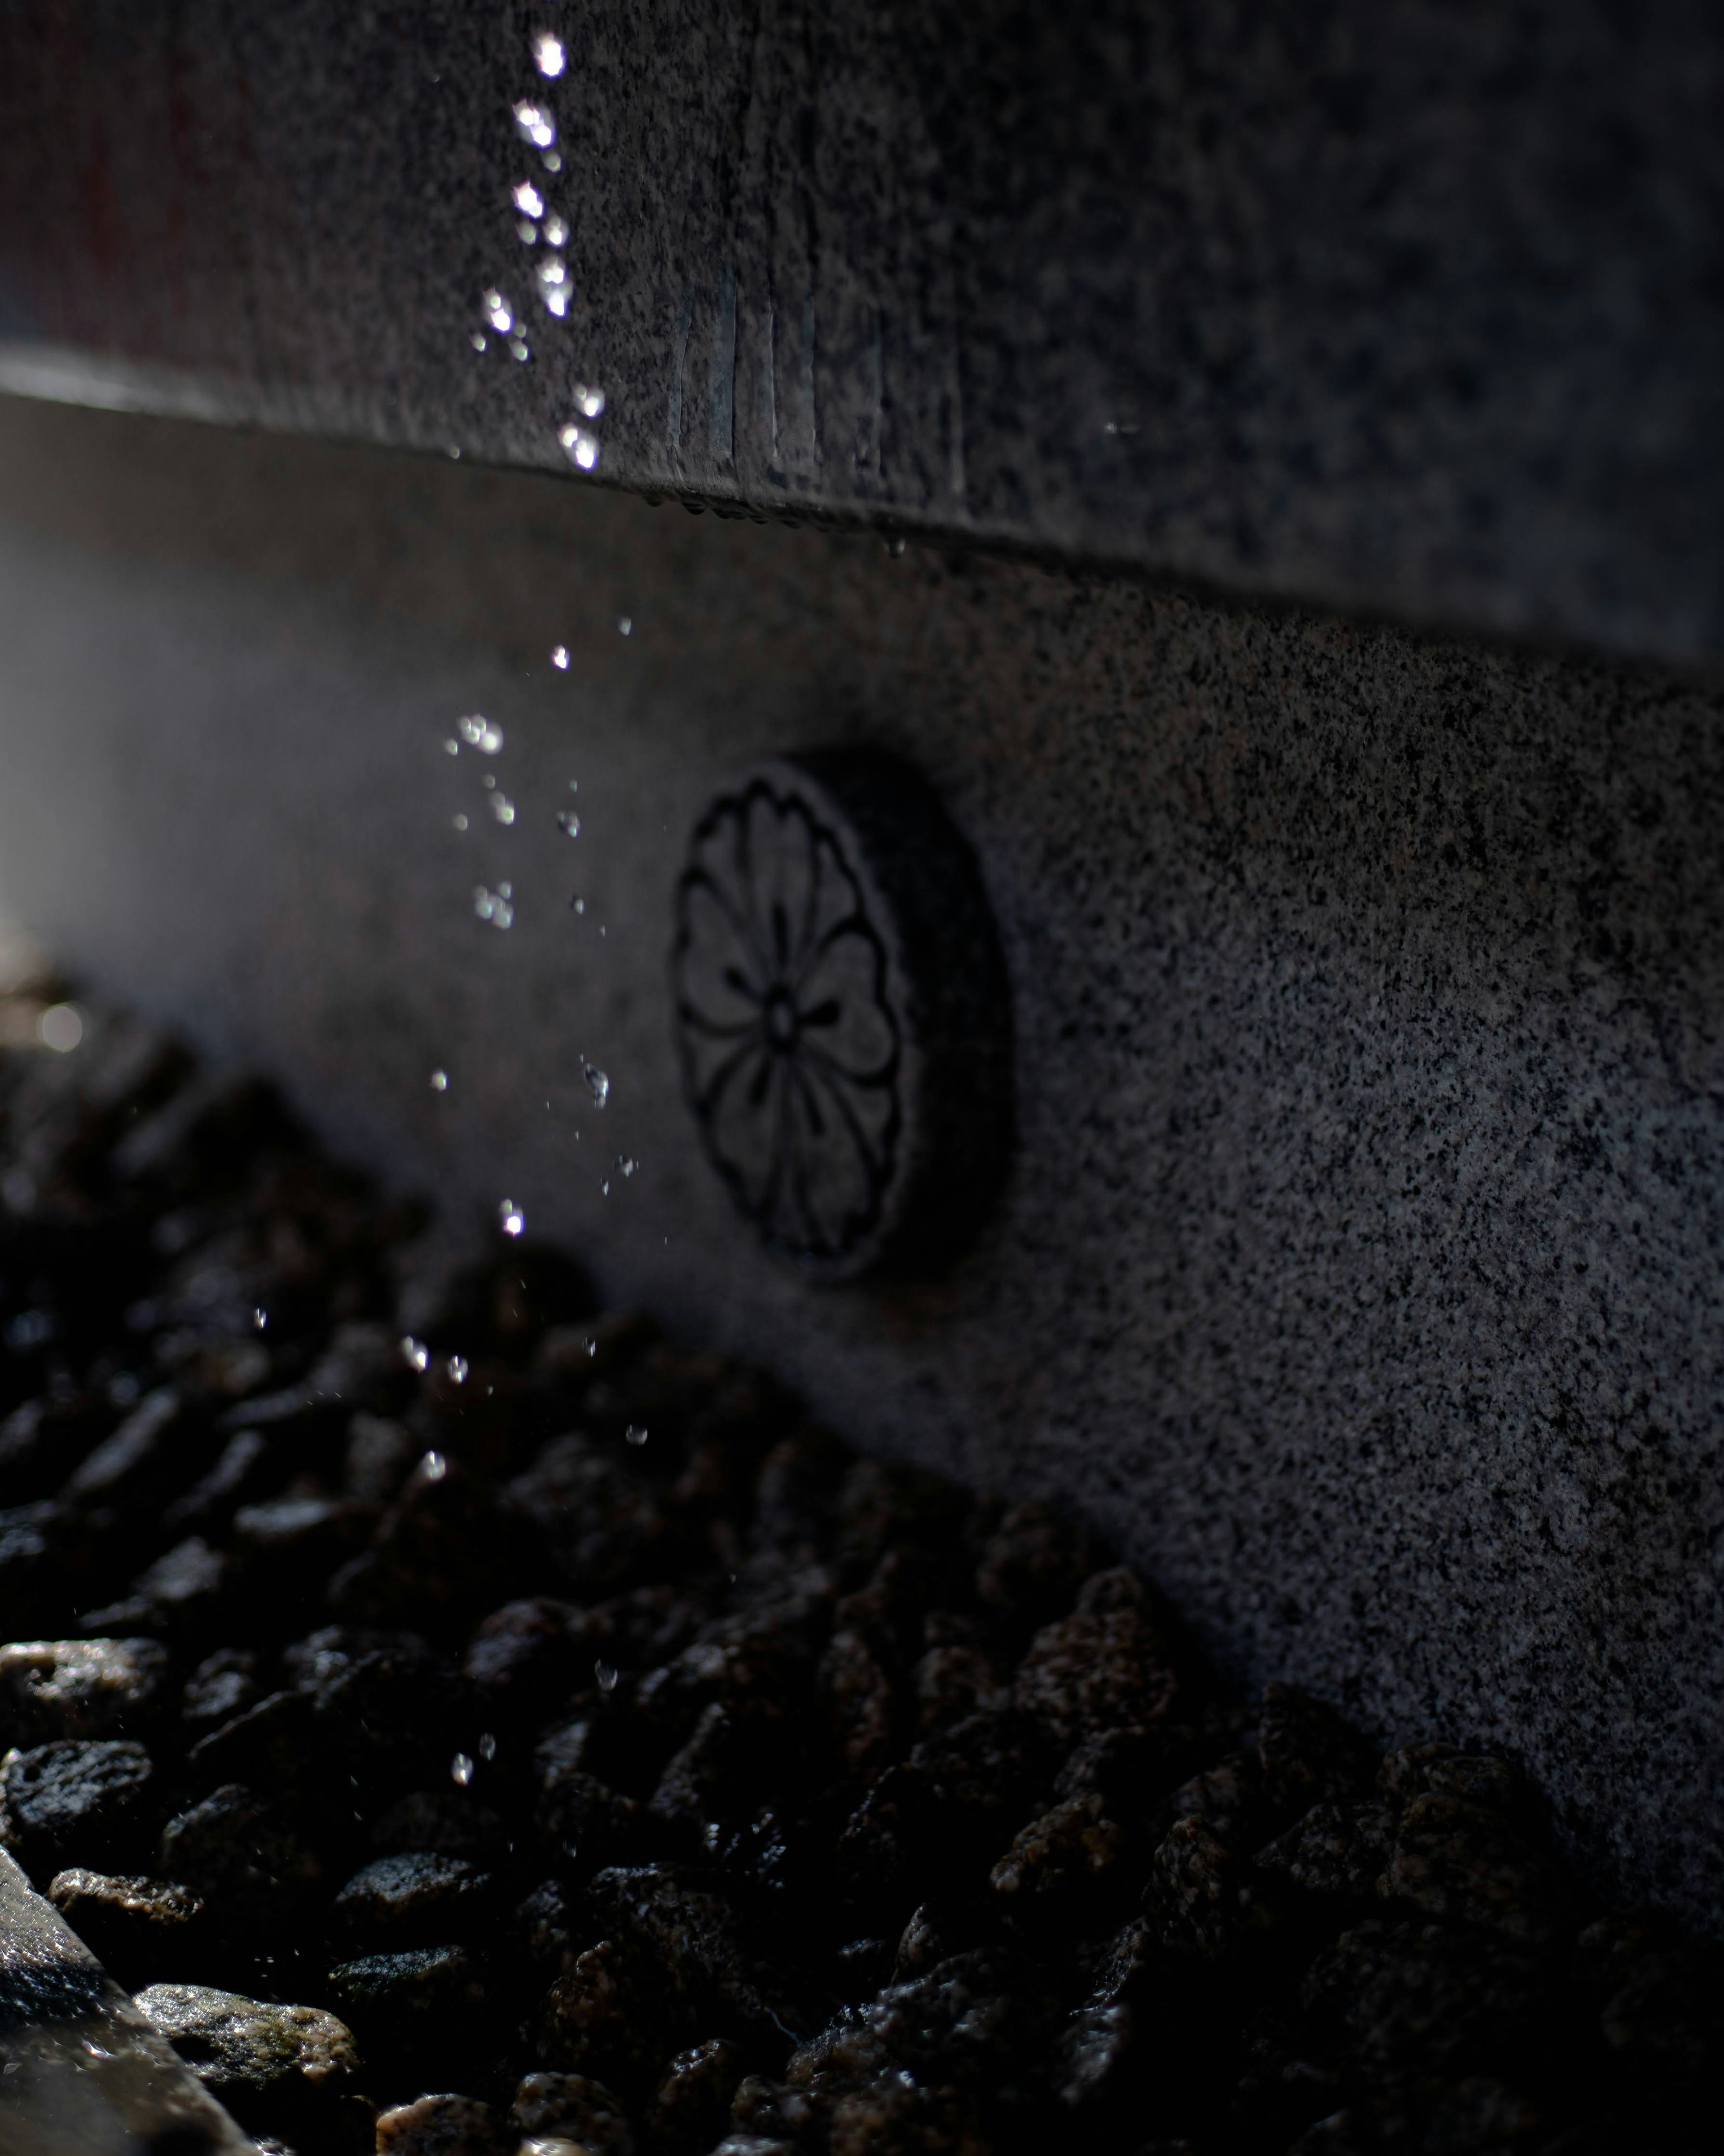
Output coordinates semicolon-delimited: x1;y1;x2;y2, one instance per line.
594;1658;618;1692
582;1058;610;1107
617;615;633;636
484;773;497;789
401;1336;430;1372
541;148;563;172
572;382;606;419
513;100;557;148
584;1336;598;1357
617;1155;638;1177
625;1424;649;1447
509;336;532;362
556;808;581;838
253;1307;268;1330
517;218;539;244
483;290;514;333
39;1003;83;1052
457;714;505;753
559;423;600;471
430;1069;449;1091
451;812;469;831
422;1448;448;1480
570;895;586;914
479;1731;499;1761
447;1355;469;1384
543;212;569;248
499;882;513;899
551;644;569;669
489;793;517;825
512;180;545;218
451;1750;475;1786
537;255;568;293
542;286;570;318
532;29;566;77
500;1199;525;1238
469;330;488;352
599;1177;611;1196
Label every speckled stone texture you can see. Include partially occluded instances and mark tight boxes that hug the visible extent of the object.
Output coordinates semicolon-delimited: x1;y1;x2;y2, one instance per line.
0;397;1720;1931
2;2;1724;661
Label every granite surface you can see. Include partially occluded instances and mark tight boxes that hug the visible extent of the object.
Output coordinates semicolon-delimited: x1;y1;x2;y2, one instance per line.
1;1;1723;661
0;397;1720;1930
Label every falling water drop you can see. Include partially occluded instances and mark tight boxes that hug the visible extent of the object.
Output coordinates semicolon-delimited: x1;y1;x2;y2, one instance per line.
444;738;460;755
478;1732;499;1761
532;30;566;77
451;1751;475;1786
508;336;532;362
556;808;581;838
490;793;517;825
513;101;557;148
582;1059;610;1108
400;1336;430;1372
617;1155;638;1178
447;1356;469;1384
469;330;488;352
517;219;539;244
570;895;586;914
559;423;600;471
500;1199;525;1238
618;616;633;637
483;290;514;333
512;180;545;218
422;1449;448;1481
542;148;563;172
551;645;569;669
543;212;569;247
430;1070;449;1092
253;1307;268;1331
594;1659;619;1692
457;714;505;753
571;382;606;419
452;812;469;831
625;1424;649;1447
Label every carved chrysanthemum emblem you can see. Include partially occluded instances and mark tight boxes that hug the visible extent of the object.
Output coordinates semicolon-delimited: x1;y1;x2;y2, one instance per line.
672;774;902;1266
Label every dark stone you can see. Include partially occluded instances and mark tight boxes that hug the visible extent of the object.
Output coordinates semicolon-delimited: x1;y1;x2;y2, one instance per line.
331;1850;498;1949
644;2038;744;2155
1012;1570;1178;1747
511;2069;635;2155
1;1737;157;1874
179;1649;260;1733
372;2092;511;2156
157;1784;323;1936
325;1944;488;2058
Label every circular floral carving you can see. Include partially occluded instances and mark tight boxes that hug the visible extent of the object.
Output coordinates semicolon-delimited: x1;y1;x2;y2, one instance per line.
672;774;902;1267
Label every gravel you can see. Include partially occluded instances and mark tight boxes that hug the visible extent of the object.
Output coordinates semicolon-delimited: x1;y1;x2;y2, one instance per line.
0;979;1719;2154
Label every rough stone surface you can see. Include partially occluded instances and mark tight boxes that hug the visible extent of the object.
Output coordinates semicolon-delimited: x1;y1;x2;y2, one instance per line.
2;5;1724;662
1;396;1724;1932
135;1980;363;2143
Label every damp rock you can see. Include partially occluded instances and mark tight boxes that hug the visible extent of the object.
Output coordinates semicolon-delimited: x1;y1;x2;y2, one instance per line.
511;2069;635;2155
974;1499;1094;1633
818;1627;899;1779
48;1866;205;1980
988;1788;1126;1908
1378;1792;1567;1942
0;1635;170;1745
332;1849;498;1947
464;1596;600;1721
1256;1799;1399;1903
1011;1569;1177;1746
643;2037;744;2154
502;1433;675;1597
0;1736;157;1873
1256;1682;1374;1818
180;1646;260;1732
326;1943;489;2061
134;1980;363;2143
373;2092;512;2156
163;1427;277;1536
1146;1815;1283;1962
157;1782;323;1933
911;1611;1009;1732
370;1788;510;1863
62;1385;186;1507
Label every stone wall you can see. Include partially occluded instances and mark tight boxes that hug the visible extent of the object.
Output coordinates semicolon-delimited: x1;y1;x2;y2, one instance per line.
0;395;1720;1925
